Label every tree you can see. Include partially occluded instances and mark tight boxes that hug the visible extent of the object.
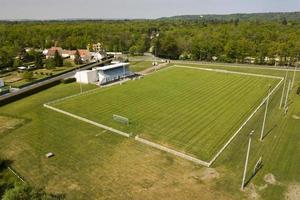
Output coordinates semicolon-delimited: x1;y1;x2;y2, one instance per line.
45;59;56;69
34;53;43;68
2;184;64;200
74;50;82;65
13;58;23;69
54;50;63;67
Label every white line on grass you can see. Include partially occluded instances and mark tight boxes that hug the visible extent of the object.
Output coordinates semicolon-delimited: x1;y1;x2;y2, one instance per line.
8;167;26;183
208;77;284;166
43;104;130;138
173;65;284;167
173;65;283;80
135;136;210;167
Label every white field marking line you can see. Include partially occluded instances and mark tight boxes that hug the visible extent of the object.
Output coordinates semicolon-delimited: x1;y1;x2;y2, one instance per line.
45;65;176;106
43;104;130;138
8;166;26;183
45;87;102;105
174;65;283;80
135;136;210;167
174;61;300;72
208;77;284;167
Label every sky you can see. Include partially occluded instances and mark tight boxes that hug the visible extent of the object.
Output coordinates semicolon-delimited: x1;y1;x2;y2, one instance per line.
0;0;300;20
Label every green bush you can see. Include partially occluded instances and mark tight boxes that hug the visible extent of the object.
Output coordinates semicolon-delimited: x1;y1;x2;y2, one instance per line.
45;59;56;69
64;61;74;68
22;71;33;81
61;78;76;84
297;86;300;95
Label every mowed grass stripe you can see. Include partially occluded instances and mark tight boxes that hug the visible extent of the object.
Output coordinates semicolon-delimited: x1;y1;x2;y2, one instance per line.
54;67;278;160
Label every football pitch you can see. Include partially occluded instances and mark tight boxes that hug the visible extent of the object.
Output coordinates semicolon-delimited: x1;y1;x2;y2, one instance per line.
50;65;281;162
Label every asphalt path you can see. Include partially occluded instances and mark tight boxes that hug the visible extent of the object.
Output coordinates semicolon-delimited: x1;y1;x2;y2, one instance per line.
0;60;110;103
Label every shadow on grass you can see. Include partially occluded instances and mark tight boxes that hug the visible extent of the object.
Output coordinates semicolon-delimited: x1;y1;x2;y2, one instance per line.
262;124;278;140
244;164;263;188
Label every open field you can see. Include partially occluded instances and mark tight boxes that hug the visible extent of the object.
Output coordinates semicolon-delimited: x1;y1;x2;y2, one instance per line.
0;63;299;199
52;66;280;161
129;61;156;72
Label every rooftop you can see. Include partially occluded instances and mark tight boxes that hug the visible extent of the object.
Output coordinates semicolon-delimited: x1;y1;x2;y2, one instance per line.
95;63;129;71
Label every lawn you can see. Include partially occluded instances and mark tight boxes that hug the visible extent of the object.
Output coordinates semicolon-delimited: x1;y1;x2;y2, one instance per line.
1;64;78;88
129;61;157;72
0;82;238;200
0;63;299;200
52;66;280;161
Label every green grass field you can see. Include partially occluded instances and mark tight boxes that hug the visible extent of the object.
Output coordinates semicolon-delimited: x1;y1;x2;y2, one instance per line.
53;66;279;161
0;63;299;200
129;61;159;72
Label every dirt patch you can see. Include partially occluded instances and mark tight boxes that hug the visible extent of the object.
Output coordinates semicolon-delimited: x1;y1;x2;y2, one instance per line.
0;115;25;135
292;115;300;120
244;183;261;200
258;184;268;191
200;168;220;181
264;173;277;185
285;184;300;200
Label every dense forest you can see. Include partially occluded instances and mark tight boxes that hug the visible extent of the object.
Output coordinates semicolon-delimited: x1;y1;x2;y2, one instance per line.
159;12;300;22
1;14;300;69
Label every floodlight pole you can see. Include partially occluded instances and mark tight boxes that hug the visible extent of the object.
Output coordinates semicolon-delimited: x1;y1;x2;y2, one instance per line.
241;130;254;190
260;87;271;141
284;80;291;109
291;58;298;89
279;68;288;109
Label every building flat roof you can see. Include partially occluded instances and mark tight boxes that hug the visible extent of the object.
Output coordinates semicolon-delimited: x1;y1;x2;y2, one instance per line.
95;63;129;71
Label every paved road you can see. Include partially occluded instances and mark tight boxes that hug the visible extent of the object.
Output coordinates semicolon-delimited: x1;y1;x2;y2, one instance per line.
0;60;111;104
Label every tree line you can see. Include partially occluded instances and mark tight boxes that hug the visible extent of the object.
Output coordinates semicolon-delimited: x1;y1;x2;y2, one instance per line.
0;19;300;70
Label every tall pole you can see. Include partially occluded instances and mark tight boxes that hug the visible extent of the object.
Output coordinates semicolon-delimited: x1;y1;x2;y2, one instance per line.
284;80;291;109
291;57;298;89
241;130;254;190
279;68;288;109
260;87;271;141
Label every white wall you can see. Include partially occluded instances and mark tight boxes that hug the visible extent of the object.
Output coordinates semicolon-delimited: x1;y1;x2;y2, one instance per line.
75;70;98;84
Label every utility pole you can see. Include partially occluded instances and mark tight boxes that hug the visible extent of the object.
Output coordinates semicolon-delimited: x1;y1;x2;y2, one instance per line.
241;130;254;190
260;87;271;141
291;57;298;89
279;67;288;109
284;80;291;109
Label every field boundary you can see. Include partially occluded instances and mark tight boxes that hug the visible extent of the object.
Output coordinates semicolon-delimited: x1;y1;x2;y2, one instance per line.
45;87;102;105
173;65;284;167
208;77;284;167
8;166;26;183
135;136;210;167
43;104;130;138
173;65;283;80
43;64;284;167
